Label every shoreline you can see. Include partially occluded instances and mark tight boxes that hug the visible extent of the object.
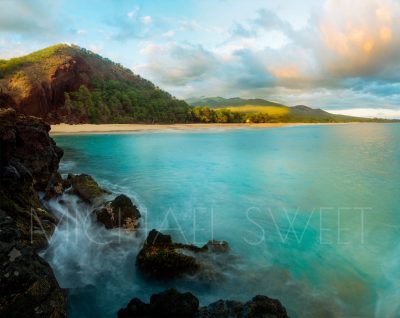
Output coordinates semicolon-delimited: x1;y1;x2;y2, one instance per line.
49;122;361;135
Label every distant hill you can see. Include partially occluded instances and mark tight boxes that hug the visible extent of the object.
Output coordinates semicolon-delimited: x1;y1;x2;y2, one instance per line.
0;44;189;123
187;97;396;123
187;96;285;108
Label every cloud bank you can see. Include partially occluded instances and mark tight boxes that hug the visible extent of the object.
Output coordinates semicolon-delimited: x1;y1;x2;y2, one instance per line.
0;0;399;117
137;0;400;116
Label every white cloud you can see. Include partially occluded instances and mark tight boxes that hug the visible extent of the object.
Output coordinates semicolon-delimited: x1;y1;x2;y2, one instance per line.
329;108;400;119
162;30;175;38
141;16;152;24
127;8;139;19
137;43;219;86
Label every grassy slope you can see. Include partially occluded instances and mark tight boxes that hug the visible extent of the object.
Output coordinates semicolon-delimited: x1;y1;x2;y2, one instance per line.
225;105;289;116
187;96;285;108
0;44;154;88
188;97;398;123
0;44;190;123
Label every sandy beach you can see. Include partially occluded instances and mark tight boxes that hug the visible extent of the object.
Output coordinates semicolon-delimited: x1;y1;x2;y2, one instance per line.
49;122;334;135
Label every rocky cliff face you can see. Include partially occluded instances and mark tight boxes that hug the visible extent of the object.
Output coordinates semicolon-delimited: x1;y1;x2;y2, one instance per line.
0;44;155;123
12;56;91;118
0;108;66;317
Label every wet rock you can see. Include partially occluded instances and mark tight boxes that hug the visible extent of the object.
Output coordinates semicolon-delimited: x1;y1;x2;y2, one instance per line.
195;296;289;318
150;289;199;317
118;289;289;318
118;288;199;318
0;108;61;248
136;230;200;280
203;240;229;254
94;194;141;230
44;172;64;199
0;108;63;191
118;298;150;318
0;230;66;318
67;173;107;203
145;229;173;246
136;230;231;280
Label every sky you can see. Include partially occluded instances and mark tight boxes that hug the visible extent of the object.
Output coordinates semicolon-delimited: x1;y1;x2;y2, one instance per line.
0;0;400;118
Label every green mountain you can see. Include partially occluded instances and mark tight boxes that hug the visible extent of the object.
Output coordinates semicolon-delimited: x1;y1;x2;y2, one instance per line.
0;44;189;123
187;96;285;108
187;97;396;123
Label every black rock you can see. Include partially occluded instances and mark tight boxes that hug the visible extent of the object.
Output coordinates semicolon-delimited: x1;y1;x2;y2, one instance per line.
118;289;289;318
118;288;199;318
67;173;107;203
0;109;66;317
95;194;141;230
150;288;199;317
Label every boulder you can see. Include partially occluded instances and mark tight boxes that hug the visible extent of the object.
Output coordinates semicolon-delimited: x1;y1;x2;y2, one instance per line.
150;289;199;317
195;296;289;318
67;173;107;203
118;298;150;318
118;288;199;318
95;194;141;230
136;230;230;280
118;289;289;318
136;230;199;279
145;229;173;246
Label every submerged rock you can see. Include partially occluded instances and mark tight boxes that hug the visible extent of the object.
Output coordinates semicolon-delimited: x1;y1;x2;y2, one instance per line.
94;194;141;230
136;230;230;280
67;173;107;203
118;289;289;318
0;108;66;316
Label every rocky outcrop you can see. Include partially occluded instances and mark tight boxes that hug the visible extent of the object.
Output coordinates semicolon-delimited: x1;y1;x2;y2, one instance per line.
2;55;91;120
44;172;64;199
136;230;200;280
136;229;230;280
118;289;199;318
94;194;141;230
0;210;66;318
66;173;107;203
118;288;289;318
0;108;63;247
0;108;63;191
196;296;288;318
0;108;66;317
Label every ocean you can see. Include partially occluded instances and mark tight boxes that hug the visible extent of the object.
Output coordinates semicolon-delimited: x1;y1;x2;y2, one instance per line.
44;124;400;317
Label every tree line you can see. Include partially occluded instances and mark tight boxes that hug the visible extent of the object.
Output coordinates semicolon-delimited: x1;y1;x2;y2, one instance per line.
65;80;364;124
63;80;286;124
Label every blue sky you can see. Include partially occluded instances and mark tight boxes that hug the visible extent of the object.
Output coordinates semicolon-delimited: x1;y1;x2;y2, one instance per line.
1;0;400;118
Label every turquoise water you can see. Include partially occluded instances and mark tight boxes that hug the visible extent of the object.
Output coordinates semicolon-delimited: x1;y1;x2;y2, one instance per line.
46;124;400;317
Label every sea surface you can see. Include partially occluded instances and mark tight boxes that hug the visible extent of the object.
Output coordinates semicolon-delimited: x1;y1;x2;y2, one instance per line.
44;124;400;317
